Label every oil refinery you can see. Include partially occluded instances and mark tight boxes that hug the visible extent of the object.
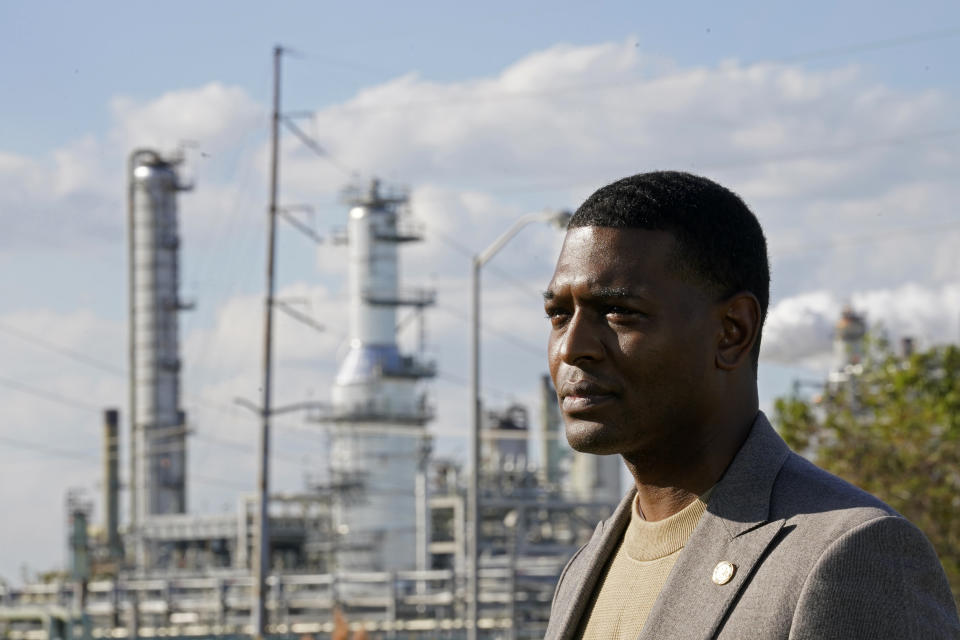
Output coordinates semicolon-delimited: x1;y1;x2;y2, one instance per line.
0;143;622;640
0;45;927;640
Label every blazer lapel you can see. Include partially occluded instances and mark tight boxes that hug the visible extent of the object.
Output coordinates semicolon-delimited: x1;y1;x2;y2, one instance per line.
547;491;634;640
637;414;791;640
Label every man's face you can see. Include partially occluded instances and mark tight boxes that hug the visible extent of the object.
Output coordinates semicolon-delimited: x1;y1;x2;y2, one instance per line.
545;226;721;460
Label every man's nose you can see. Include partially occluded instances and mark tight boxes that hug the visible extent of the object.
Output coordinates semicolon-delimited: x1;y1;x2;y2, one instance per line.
557;310;604;364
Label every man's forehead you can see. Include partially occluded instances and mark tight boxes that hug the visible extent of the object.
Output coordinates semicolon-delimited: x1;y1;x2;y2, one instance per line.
561;225;675;247
545;269;652;292
548;227;677;290
556;226;677;265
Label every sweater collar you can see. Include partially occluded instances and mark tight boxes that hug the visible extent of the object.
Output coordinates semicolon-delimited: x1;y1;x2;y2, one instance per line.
623;491;710;561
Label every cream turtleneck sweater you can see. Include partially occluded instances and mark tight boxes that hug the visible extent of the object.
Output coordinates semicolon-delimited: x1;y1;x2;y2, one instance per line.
578;490;711;640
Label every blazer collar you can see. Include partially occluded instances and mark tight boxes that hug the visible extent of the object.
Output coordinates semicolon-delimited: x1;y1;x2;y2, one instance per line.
705;411;791;539
549;490;635;640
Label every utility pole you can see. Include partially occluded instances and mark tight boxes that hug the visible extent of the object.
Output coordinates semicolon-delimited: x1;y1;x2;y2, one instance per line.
254;44;283;640
467;257;481;640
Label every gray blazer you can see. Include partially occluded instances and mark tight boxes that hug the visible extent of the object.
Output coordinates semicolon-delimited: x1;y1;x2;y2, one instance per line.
545;413;960;639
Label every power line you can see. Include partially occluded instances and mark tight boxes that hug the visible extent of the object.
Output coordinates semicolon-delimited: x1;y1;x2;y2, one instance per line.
295;26;960;118
0;320;333;450
0;434;98;461
412;127;960;200
180;117;268;352
0;367;323;466
0;321;124;377
775;26;960;63
0;434;254;491
193;432;316;464
774;218;960;258
191;473;256;491
0;375;102;412
283;116;357;177
435;304;545;359
698;127;960;173
292;119;958;207
0;271;530;423
429;229;545;299
270;25;960;91
279;46;399;77
278;27;960;212
434;370;517;400
179;61;276;383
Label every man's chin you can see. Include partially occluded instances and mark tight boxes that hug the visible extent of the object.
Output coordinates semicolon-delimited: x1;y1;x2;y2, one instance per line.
564;420;624;456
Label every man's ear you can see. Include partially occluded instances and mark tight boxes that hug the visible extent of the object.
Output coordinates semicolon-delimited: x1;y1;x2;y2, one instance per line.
716;292;761;371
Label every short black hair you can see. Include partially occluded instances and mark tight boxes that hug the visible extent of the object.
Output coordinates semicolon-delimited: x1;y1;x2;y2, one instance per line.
569;171;769;367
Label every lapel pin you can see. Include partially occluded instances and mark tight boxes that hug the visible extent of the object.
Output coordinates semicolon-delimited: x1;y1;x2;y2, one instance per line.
712;561;736;585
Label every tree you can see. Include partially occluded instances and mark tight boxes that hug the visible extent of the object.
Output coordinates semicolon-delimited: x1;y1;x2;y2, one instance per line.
774;338;960;605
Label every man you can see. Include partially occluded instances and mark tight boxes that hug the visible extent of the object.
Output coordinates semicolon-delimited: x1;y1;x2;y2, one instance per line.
542;171;959;639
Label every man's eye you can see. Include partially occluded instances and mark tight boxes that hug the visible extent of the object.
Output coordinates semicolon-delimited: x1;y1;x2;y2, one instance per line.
545;308;570;325
606;306;645;319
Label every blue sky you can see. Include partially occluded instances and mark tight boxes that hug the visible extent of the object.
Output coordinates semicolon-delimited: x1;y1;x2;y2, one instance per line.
1;0;959;580
3;1;958;153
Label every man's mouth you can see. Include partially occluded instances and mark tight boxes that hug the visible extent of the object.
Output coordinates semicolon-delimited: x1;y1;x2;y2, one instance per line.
562;393;616;413
560;381;616;413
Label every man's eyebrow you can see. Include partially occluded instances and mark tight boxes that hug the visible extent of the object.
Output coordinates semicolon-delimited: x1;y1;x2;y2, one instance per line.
591;286;638;298
542;286;645;301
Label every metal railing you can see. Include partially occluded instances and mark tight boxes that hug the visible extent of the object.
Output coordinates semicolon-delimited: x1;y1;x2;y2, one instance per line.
0;563;558;639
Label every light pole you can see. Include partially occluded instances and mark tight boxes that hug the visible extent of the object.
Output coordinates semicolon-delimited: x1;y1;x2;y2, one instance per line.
467;209;571;640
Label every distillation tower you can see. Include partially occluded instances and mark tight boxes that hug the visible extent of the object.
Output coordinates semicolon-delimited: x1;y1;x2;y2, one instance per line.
327;180;435;573
127;150;192;566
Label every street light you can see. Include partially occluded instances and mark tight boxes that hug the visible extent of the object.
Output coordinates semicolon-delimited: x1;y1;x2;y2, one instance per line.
467;208;572;640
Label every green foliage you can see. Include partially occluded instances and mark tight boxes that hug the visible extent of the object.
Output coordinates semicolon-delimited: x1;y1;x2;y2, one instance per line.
774;339;960;605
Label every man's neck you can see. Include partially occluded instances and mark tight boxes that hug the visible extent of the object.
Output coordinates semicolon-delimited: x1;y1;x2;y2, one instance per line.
632;485;703;522
624;407;758;522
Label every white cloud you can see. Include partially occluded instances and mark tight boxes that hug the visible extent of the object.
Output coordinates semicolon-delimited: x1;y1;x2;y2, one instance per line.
182;282;343;398
273;40;960;305
0;138;119;249
4;41;958;293
109;83;264;157
0;83;267;252
761;283;960;367
762;291;842;368
853;283;960;350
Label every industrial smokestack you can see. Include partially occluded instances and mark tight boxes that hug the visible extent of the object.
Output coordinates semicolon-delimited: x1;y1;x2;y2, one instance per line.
834;305;867;367
901;336;915;359
103;408;121;559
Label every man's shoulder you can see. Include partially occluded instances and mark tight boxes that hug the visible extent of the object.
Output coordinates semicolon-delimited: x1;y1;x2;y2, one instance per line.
714;449;959;638
714;413;900;535
769;450;903;538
